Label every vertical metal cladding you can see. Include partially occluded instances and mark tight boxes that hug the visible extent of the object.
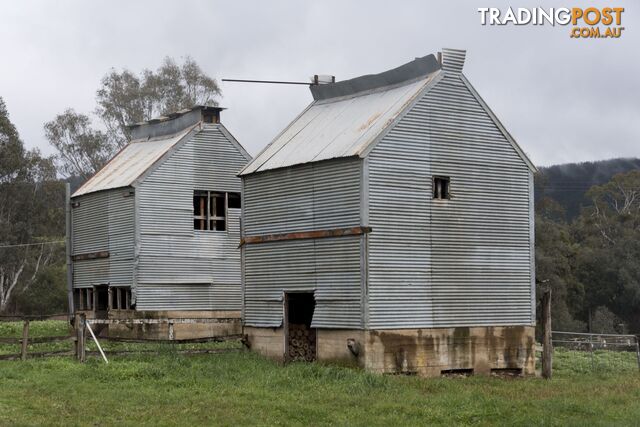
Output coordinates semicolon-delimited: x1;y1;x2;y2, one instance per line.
71;189;134;288
367;73;533;329
136;124;249;310
242;159;363;328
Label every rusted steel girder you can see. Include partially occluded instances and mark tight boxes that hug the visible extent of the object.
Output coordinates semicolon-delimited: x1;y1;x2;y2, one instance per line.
240;226;372;246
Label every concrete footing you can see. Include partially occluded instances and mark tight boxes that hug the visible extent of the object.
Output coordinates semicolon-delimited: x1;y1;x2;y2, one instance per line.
78;309;242;340
244;325;535;376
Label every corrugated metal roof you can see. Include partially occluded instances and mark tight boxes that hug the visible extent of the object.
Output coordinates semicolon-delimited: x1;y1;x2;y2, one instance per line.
240;48;536;176
240;73;440;175
72;126;194;197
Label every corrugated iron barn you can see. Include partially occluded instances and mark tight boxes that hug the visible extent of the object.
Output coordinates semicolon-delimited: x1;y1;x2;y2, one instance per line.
69;106;251;339
239;49;537;376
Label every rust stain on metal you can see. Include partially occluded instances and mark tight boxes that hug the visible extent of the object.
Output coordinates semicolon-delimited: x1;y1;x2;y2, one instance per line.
240;226;372;246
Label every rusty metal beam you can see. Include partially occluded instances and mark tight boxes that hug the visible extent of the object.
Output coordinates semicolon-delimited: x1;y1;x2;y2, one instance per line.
71;251;110;261
240;226;372;246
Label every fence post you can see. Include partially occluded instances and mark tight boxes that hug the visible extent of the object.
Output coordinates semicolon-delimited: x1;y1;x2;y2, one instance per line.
20;319;30;361
76;313;86;362
635;336;640;371
542;288;552;379
590;334;595;371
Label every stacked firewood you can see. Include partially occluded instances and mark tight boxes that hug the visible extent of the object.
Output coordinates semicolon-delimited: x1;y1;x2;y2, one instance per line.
288;323;316;361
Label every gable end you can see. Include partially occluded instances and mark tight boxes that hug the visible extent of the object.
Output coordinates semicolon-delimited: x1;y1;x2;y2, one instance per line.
460;74;537;173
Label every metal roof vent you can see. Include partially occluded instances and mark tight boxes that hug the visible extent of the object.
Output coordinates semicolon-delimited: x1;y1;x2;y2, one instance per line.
440;48;466;74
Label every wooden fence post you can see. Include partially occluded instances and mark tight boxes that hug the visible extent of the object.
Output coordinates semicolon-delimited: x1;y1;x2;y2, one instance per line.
76;313;86;362
20;319;30;361
542;288;552;379
74;314;79;357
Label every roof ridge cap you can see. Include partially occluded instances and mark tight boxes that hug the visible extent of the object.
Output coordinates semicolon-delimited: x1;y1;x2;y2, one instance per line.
314;72;439;105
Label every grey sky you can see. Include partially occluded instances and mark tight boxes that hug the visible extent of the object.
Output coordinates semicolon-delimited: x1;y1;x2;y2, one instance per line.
0;0;638;167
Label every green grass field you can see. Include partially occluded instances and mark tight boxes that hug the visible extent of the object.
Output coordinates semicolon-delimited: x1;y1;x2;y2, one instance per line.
1;321;639;426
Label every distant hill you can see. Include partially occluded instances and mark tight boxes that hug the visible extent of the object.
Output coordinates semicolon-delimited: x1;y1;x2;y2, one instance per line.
536;158;640;220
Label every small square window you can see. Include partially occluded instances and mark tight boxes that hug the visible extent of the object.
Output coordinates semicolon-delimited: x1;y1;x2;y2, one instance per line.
433;176;450;200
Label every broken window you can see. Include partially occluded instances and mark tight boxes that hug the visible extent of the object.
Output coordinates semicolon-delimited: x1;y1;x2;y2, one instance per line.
193;191;241;231
193;191;207;230
74;288;94;311
228;193;241;209
86;288;93;310
433;176;450;200
211;193;226;231
74;289;81;311
110;287;131;310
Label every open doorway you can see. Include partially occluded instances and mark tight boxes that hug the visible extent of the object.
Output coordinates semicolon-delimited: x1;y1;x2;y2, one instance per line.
94;285;109;319
285;292;316;362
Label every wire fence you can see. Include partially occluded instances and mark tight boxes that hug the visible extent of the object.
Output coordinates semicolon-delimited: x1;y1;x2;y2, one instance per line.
552;331;640;373
0;314;243;362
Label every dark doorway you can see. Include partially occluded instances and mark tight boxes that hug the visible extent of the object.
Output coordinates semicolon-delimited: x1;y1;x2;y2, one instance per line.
285;292;317;362
94;285;109;318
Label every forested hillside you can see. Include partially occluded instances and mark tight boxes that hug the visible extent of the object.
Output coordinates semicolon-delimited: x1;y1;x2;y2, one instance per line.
535;158;640;335
536;158;640;220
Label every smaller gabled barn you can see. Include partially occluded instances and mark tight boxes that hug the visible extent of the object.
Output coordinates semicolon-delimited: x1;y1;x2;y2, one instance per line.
68;106;251;339
239;49;537;376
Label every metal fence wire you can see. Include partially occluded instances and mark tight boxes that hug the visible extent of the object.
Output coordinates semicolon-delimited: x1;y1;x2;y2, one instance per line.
552;331;640;373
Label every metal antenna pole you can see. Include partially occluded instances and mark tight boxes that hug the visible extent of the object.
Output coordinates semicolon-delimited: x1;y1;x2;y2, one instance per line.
222;79;311;86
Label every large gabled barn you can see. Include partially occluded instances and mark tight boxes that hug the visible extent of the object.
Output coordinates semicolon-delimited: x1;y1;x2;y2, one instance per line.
239;49;537;376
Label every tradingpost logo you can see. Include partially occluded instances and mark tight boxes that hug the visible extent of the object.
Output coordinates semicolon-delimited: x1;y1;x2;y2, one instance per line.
478;7;625;38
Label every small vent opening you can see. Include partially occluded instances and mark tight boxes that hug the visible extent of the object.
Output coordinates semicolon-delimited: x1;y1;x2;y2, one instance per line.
441;368;474;377
490;368;523;377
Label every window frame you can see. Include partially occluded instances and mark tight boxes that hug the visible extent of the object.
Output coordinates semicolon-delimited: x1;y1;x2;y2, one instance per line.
432;176;451;200
193;190;241;232
75;288;94;311
109;287;132;311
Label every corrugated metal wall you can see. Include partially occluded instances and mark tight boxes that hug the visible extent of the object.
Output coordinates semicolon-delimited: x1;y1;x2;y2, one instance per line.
136;124;249;310
109;191;135;286
135;283;241;311
367;73;534;329
243;158;361;235
71;189;134;288
242;159;363;328
244;236;362;328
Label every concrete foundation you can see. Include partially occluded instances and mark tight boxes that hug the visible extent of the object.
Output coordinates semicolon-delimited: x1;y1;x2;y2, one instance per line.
244;325;535;376
79;309;242;340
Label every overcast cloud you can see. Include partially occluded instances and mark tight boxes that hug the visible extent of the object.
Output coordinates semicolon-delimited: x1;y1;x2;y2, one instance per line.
0;0;638;166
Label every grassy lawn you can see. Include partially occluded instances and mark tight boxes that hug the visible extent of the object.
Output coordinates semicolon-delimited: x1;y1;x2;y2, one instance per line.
1;322;639;426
